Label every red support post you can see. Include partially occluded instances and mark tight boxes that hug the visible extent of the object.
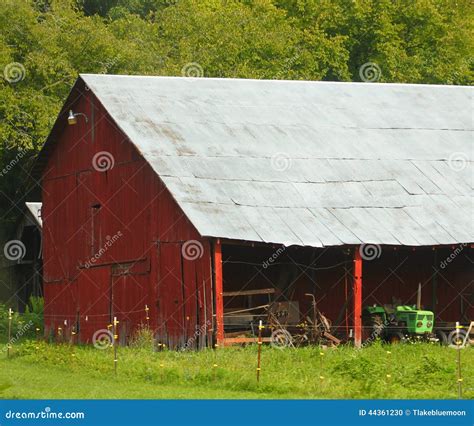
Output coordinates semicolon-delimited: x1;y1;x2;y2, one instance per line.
214;239;224;346
353;247;363;348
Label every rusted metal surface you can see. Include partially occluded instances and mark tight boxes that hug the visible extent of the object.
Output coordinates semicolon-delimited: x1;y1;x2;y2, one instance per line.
25;202;42;228
67;74;474;248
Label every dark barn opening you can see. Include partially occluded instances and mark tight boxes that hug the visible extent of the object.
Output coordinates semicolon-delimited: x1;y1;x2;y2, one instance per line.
220;243;473;345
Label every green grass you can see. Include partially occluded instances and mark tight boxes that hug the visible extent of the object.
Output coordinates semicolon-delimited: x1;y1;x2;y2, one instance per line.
0;340;472;399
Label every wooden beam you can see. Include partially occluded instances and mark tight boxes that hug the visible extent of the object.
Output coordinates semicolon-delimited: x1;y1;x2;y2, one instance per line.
353;247;363;348
214;239;224;346
223;288;275;297
224;337;272;346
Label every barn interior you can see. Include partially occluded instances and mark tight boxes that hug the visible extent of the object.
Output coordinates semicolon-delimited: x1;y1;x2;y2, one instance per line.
220;242;473;344
13;202;43;312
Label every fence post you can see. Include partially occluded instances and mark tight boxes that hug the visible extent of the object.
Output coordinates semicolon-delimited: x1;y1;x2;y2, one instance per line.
113;316;119;375
7;308;13;358
145;305;150;328
456;322;463;399
257;320;263;382
319;351;325;384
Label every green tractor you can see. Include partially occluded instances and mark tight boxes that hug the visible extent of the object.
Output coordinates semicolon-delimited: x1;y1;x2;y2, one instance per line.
363;304;435;343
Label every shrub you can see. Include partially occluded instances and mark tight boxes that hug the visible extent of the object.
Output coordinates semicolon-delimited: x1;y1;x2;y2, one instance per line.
0;297;43;340
129;324;154;350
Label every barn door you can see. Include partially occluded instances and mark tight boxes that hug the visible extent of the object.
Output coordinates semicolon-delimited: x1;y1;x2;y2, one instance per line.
157;241;213;350
110;259;151;345
77;266;111;344
182;241;213;350
157;243;185;349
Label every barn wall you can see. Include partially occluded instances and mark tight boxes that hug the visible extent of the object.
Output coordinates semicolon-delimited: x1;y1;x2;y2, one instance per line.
42;90;213;349
363;246;473;325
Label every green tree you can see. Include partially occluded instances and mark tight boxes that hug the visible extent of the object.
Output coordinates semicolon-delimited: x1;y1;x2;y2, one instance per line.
275;0;473;84
0;0;472;222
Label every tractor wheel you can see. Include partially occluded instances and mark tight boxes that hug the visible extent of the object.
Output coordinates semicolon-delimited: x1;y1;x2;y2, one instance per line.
270;329;293;349
436;330;448;345
388;332;406;344
448;329;467;348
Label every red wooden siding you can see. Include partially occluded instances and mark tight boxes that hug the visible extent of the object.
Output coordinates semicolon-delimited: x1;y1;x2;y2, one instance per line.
42;91;213;348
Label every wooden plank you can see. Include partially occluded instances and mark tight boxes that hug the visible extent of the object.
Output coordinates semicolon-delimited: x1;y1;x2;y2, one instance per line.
224;337;272;346
223;288;275;297
195;239;213;349
322;331;341;345
182;249;198;349
159;243;185;349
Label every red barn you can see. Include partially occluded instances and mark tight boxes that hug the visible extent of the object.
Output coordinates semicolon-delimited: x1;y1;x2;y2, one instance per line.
33;75;473;348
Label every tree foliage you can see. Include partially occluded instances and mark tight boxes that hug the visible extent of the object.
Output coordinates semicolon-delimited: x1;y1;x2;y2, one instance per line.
0;0;472;219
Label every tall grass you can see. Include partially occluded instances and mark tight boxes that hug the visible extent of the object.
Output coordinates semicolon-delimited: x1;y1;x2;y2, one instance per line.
1;303;471;399
2;339;472;399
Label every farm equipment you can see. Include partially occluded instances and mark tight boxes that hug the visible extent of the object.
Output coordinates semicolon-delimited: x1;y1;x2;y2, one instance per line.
362;304;436;343
268;294;340;347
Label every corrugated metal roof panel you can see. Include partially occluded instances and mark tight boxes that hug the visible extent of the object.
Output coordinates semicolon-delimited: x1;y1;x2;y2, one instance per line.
274;208;325;247
240;206;303;246
25;202;42;228
79;75;473;247
309;209;361;245
328;208;399;245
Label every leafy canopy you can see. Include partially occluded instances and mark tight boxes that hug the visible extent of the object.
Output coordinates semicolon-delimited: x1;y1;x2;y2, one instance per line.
0;0;472;219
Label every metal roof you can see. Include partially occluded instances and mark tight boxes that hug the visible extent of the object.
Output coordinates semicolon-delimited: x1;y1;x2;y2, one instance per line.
81;75;473;247
25;202;42;228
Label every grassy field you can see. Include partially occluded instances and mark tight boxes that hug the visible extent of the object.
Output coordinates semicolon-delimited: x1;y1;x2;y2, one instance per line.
0;340;472;399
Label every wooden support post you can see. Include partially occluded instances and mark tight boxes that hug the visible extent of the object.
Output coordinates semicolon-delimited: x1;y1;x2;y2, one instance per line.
214;239;224;346
353;248;363;348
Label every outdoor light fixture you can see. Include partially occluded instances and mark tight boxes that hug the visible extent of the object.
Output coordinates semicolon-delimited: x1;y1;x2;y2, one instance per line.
67;109;88;125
